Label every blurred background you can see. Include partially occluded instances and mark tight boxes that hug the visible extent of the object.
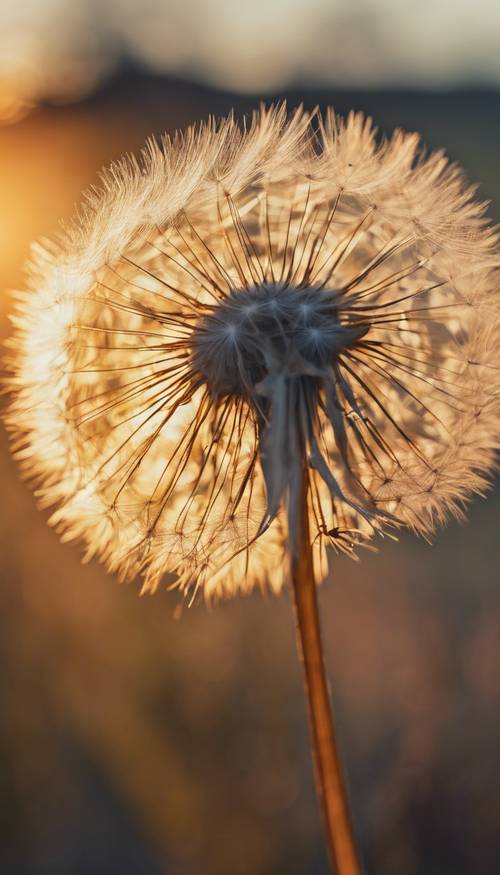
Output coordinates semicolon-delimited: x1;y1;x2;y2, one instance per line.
1;2;499;873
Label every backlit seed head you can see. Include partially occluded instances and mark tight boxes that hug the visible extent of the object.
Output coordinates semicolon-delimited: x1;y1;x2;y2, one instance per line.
5;104;500;598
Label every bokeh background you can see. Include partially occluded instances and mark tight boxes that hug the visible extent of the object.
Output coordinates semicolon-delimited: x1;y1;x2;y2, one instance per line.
1;2;499;873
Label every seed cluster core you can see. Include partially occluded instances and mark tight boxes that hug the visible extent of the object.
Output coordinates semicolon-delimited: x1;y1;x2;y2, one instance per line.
191;284;368;398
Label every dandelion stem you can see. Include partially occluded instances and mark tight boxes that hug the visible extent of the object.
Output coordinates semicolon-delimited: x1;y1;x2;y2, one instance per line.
291;470;362;875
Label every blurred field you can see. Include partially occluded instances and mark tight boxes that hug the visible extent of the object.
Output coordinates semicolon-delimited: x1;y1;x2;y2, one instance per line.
0;73;499;875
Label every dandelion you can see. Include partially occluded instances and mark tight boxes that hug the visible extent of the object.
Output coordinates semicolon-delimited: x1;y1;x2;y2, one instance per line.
5;104;500;874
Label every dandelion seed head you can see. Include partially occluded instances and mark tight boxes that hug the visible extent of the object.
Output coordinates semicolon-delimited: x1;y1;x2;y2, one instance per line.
5;104;500;598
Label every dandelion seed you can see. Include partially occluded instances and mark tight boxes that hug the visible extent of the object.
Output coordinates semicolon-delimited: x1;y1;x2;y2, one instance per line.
5;104;500;875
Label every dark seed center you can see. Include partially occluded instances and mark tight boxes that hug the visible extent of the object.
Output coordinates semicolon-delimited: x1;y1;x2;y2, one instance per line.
191;284;367;398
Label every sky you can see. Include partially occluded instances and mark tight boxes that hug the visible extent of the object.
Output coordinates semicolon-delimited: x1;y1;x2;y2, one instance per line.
0;0;500;114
